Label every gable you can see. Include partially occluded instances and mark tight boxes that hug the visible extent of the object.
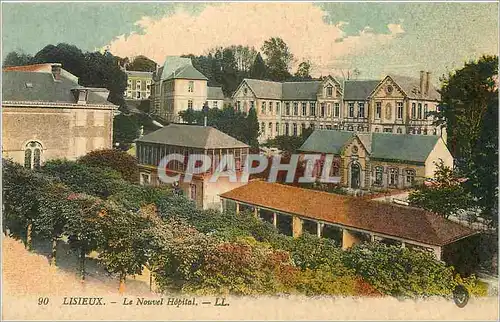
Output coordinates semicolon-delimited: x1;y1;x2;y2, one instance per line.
371;76;406;99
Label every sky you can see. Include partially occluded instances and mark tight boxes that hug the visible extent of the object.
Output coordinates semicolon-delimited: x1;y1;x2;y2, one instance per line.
2;2;498;80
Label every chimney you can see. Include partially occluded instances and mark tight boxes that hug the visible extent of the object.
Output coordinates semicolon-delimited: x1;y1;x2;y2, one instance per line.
419;70;424;95
51;63;62;81
425;71;431;96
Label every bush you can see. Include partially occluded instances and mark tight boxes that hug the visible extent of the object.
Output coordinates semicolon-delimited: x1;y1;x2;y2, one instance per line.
343;242;456;297
78;149;140;183
455;274;489;297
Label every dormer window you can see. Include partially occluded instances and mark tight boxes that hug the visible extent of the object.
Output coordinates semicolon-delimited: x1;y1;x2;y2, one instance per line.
72;88;89;105
244;87;248;95
25;82;33;88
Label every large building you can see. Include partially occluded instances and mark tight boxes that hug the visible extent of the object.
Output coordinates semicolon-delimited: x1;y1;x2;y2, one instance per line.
124;70;153;100
2;63;117;168
150;56;225;122
135;123;249;209
232;71;443;142
299;130;453;190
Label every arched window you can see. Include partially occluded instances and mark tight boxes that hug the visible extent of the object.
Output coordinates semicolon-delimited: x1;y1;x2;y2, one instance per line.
357;125;363;132
374;166;384;186
405;169;416;186
396;128;402;134
24;141;42;169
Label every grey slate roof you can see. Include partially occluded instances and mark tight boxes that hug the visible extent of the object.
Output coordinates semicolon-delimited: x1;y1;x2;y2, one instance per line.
282;81;322;100
165;64;208;81
343;80;381;101
389;75;440;101
160;56;193;80
126;70;153;78
299;130;440;163
136;124;249;149
207;86;225;100
243;79;283;99
2;71;114;106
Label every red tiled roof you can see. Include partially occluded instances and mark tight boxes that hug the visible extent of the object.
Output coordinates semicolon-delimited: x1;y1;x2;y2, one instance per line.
2;64;52;72
220;181;476;246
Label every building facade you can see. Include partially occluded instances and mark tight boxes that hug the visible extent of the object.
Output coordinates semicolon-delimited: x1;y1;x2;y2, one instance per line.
232;71;444;143
2;63;117;168
299;130;453;190
135;123;249;209
151;56;225;122
125;70;153;100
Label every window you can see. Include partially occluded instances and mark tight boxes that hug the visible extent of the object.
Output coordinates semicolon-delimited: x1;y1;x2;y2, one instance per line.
347;125;353;131
285;103;290;115
188;81;194;93
136;92;141;99
244;87;248;95
285;123;290;136
358;102;365;118
249;101;254;109
261;122;265;135
423;128;428;135
320;103;326;117
418;103;422;119
24;141;42;169
310;102;316;116
334;103;340;117
389;168;399;186
357;126;363;132
268;122;273;135
405;169;416;186
374;128;380;133
213;101;218;109
237;101;241;111
188;100;193;109
136;80;141;90
326;86;333;97
140;172;151;185
326;125;332;130
397;102;403;119
276;102;280;114
374;166;383;185
383;128;393;133
348;102;354;118
261;102;266;114
190;184;197;201
294;102;299;116
411;103;416;119
424;104;428;118
302;102;307;116
433;128;437;135
375;102;382;119
397;128;402;134
275;123;280;135
293;123;297;136
301;123;306;133
319;125;324;129
269;102;273;113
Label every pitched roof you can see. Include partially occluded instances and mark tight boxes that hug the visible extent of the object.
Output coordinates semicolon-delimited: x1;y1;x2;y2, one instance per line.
165;64;208;81
220;181;476;246
2;71;114;106
299;130;441;163
159;56;203;80
299;130;354;154
389;75;440;101
243;79;283;99
282;81;322;100
3;63;50;72
207;86;225;100
343;80;381;100
126;70;153;78
136;124;249;149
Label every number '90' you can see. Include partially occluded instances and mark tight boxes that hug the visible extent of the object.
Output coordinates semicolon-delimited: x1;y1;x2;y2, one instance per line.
38;297;49;305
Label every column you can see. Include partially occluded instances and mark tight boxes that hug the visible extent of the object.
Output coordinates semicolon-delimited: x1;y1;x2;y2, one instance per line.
316;222;323;238
433;246;442;261
370;234;375;242
235;202;240;215
273;212;277;227
292;215;303;238
254;207;259;218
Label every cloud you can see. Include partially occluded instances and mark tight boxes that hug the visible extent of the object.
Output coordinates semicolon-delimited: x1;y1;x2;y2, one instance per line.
107;3;405;77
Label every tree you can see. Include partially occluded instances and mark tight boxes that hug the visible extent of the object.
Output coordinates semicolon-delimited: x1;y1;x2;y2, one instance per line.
435;55;498;226
408;160;473;219
244;107;260;149
261;37;294;81
32;43;86;77
3;51;33;67
126;55;157;72
249;52;267;79
78;149;140;183
179;107;197;124
294;61;312;80
113;114;141;150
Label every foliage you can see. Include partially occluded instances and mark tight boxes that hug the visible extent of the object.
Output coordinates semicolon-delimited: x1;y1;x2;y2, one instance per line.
78;149;140;183
264;126;313;154
294;61;312;80
126;55;157;72
408;160;473;219
436;55;498;227
113;113;141;149
3;51;33;67
245;107;260;148
454;274;488;297
343;242;456;297
41;160;123;198
249;52;268;79
261;37;294;81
